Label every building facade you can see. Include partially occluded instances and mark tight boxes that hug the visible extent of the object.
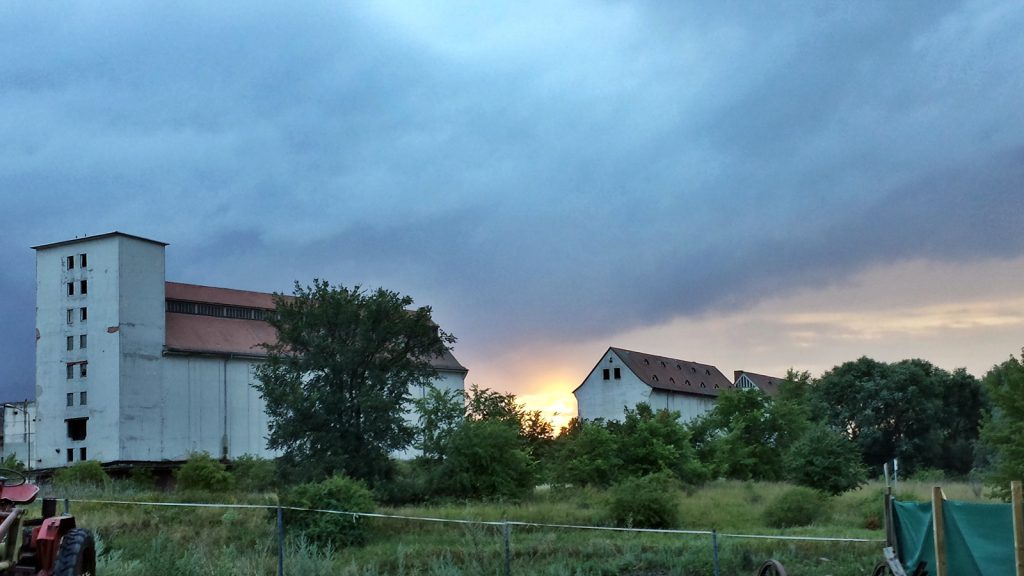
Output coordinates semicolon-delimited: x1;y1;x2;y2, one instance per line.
573;347;733;423
32;232;466;469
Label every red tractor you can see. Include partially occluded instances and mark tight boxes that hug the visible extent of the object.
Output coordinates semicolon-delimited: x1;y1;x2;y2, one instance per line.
0;468;95;575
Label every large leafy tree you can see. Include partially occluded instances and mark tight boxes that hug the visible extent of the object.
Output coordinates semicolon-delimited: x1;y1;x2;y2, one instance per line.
812;356;985;476
255;280;454;484
978;350;1024;499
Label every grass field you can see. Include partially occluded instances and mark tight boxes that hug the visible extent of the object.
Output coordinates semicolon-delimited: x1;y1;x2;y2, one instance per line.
34;479;990;575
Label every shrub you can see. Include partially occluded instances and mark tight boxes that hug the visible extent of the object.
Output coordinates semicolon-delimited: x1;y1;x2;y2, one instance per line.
763;487;829;528
437;419;535;500
54;460;109;487
128;466;157;490
231;454;277;492
607;472;681;528
1;454;26;473
784;424;866;495
176;452;234;492
281;475;375;546
910;468;945;484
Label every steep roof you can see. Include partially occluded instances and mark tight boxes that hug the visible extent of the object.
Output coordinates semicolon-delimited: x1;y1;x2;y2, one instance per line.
164;282;466;372
733;371;784;397
610;347;733;398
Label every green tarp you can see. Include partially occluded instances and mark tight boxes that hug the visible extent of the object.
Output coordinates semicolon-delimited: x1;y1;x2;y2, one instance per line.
892;499;1016;576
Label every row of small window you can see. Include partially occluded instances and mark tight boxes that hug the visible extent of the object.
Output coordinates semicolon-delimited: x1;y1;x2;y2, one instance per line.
66;254;88;269
67;280;88;296
66;362;87;379
66;391;87;406
602;368;621;380
66;334;87;351
66;307;88;323
66;447;87;463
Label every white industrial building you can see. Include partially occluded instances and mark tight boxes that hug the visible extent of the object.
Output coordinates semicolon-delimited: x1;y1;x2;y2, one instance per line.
31;232;467;470
574;347;735;423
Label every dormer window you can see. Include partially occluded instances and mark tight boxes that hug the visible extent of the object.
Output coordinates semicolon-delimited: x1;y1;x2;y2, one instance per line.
644;359;650;365
651;374;659;382
669;377;675;384
700;382;706;388
676;364;682;370
705;369;711;376
691;367;696;373
685;379;690;386
660;361;666;368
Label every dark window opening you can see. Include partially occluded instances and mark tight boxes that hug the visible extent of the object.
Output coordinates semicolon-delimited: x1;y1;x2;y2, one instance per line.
166;300;270;321
79;447;87;461
67;282;74;296
66;418;88;441
66;393;74;407
80;391;87;405
66;256;74;269
66;364;73;380
66;449;73;463
80;280;88;295
80;253;87;267
602;368;610;380
80;334;87;349
79;362;87;378
66;336;74;351
80;307;87;321
66;309;74;324
651;374;659;382
614;368;621;379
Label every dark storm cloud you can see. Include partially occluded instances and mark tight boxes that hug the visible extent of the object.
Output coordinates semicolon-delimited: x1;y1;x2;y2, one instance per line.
2;1;1023;398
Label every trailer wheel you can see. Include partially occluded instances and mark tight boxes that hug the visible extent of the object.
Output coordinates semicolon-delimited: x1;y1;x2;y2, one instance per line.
52;528;96;576
871;561;895;575
756;559;788;576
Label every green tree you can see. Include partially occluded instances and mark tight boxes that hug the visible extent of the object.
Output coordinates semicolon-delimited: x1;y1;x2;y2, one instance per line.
690;390;807;481
552;418;622;487
784;423;866;495
255;280;454;485
978;350;1024;499
812;356;984;476
411;384;465;462
613;403;708;484
437;418;535;499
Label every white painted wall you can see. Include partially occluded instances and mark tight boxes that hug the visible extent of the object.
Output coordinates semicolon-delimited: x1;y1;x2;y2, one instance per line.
35;235;128;468
1;402;36;467
574;349;651;422
574;349;717;423
393;369;468;460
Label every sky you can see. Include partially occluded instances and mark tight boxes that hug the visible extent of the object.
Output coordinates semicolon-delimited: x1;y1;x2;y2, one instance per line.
2;1;1023;429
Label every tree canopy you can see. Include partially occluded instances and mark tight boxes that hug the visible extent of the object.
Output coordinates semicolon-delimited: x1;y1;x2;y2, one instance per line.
978;349;1024;498
254;280;454;484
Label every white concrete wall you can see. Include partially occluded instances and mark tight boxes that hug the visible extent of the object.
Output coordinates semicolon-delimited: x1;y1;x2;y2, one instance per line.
574;349;651;422
116;240;167;461
1;402;36;467
35;236;126;468
574;349;717;423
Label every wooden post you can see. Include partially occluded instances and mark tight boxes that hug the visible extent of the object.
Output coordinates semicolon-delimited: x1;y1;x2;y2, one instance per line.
932;486;947;576
1012;481;1024;576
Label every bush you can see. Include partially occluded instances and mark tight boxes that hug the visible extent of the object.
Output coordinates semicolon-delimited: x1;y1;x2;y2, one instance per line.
437;419;535;500
176;452;234;492
231;454;277;492
763;487;829;528
784;424;866;495
281;475;375;546
54;460;109;487
607;472;681;528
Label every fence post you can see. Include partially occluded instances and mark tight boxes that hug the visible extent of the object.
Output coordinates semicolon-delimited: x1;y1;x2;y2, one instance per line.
712;530;720;576
932;486;947;576
503;522;511;576
1012;481;1024;576
277;507;284;576
63;498;69;515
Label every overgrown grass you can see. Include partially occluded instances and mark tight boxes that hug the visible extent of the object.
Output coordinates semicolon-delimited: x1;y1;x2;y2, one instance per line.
31;479;992;575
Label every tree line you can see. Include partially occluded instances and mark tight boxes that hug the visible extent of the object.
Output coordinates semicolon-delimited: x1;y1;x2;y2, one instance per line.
253;280;1024;502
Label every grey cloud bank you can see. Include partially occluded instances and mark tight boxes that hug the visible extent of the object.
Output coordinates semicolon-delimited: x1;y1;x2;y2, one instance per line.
2;1;1023;399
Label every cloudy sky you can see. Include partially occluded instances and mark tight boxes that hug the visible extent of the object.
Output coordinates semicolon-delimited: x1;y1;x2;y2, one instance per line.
2;1;1022;427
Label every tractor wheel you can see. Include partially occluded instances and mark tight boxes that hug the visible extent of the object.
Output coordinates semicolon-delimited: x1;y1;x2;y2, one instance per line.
52;528;96;576
756;559;788;576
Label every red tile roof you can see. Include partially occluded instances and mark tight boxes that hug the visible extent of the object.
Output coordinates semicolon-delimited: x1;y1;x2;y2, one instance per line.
611;347;733;398
166;281;280;309
733;371;784;397
164;282;466;372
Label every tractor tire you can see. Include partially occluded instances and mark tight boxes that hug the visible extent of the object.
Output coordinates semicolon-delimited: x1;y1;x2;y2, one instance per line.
52;528;96;576
755;559;788;576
